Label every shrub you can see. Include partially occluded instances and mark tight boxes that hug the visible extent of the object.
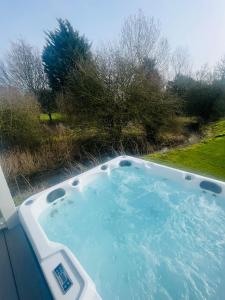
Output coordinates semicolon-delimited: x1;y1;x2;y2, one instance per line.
185;83;224;122
168;75;225;122
0;88;43;149
127;72;180;143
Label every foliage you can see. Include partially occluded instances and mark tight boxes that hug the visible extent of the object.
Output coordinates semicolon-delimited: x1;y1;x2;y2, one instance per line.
167;74;195;97
168;74;225;122
127;70;180;142
0;88;43;148
185;83;225;121
63;51;178;143
42;19;91;92
63;60;106;122
63;57;131;140
37;89;56;121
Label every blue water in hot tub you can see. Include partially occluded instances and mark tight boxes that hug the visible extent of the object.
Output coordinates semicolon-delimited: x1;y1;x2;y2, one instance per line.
39;164;225;300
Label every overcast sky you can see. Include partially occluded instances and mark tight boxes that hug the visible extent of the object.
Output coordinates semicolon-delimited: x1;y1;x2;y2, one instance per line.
0;0;225;70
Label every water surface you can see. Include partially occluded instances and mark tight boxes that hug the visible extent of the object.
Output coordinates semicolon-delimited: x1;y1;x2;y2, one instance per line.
39;166;225;300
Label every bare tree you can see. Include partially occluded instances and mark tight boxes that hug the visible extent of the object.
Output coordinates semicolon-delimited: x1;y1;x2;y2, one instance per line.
0;61;11;86
170;46;192;77
195;63;213;83
96;44;136;96
0;39;47;94
214;55;225;82
120;10;169;75
153;38;170;75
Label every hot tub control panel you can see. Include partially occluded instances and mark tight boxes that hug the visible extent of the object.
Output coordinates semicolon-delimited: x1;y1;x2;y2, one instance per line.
53;263;73;294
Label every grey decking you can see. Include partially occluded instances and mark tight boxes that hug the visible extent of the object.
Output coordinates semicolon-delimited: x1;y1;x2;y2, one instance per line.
0;224;53;300
0;228;18;300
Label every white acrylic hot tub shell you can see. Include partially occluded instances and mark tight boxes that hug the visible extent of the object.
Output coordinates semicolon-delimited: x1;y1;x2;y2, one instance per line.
18;156;225;300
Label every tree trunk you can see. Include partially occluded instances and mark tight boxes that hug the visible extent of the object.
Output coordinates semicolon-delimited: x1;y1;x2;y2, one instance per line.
48;112;53;122
145;124;157;144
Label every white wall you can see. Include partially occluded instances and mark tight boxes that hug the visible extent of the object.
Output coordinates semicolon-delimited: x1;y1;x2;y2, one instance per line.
0;166;18;228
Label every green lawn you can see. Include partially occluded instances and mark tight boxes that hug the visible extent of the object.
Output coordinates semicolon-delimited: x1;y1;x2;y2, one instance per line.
144;119;225;181
40;112;64;122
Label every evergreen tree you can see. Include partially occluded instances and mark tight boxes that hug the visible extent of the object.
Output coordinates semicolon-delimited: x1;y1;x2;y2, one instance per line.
42;19;91;92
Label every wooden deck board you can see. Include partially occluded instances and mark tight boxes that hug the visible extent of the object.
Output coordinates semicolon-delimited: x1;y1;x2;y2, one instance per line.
0;224;53;300
0;230;18;300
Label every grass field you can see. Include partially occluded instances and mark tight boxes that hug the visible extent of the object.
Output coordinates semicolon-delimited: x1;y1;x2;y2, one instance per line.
40;112;64;122
144;119;225;181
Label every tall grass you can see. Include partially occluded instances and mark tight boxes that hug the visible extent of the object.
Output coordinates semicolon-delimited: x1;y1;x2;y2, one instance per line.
0;141;73;180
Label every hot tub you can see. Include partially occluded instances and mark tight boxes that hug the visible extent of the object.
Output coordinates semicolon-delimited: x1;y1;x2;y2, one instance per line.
19;156;225;299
